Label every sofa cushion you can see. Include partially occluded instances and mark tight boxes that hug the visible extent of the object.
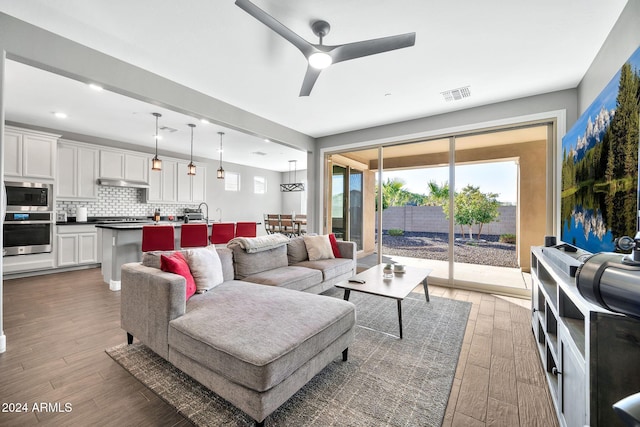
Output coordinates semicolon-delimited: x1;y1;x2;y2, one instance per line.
142;250;183;269
141;246;234;282
287;236;308;264
242;266;322;292
294;258;355;281
303;235;335;261
169;281;355;392
185;246;224;293
160;252;196;300
228;243;288;279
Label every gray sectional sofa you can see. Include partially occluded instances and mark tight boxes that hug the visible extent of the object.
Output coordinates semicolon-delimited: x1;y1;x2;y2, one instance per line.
120;237;357;426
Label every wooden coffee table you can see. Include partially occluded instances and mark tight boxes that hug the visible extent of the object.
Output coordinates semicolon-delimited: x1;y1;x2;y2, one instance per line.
335;264;432;339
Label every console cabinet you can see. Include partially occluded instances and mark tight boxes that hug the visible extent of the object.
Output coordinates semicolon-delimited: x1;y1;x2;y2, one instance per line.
531;246;640;427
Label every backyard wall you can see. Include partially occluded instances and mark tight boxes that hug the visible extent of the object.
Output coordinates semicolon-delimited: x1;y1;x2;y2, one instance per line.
380;205;516;237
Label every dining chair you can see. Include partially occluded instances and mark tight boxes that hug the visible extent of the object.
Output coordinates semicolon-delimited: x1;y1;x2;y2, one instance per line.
180;223;209;248
265;214;281;234
210;223;236;244
279;214;294;236
235;222;257;238
141;225;175;252
293;214;307;235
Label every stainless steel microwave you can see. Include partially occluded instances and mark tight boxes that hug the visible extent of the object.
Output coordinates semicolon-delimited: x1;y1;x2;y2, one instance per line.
4;181;53;211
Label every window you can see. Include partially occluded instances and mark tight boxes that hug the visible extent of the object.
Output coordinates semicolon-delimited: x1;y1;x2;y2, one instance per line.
254;176;266;194
225;172;240;192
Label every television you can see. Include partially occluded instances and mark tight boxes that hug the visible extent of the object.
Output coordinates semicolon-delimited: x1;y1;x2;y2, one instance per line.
561;46;640;254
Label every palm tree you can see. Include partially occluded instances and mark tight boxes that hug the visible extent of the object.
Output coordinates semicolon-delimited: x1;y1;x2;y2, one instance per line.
426;181;449;206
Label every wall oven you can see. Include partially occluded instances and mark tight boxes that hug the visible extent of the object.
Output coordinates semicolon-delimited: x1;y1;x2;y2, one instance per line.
3;182;54;256
3;212;54;256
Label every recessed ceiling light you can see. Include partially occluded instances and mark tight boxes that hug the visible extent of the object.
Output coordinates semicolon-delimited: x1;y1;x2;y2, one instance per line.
89;83;103;91
264;138;270;143
53;112;67;119
200;119;210;124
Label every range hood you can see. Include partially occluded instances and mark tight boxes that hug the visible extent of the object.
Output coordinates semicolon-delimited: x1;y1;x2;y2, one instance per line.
97;178;150;189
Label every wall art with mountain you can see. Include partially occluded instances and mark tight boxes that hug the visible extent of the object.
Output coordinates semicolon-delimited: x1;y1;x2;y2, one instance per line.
561;46;640;253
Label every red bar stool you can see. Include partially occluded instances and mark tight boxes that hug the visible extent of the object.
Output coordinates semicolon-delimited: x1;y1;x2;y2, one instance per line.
235;222;257;238
141;225;175;252
210;223;235;244
180;223;209;248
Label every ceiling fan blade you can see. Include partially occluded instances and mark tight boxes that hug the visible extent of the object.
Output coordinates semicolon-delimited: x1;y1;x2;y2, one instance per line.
299;66;322;97
235;0;314;57
330;32;416;64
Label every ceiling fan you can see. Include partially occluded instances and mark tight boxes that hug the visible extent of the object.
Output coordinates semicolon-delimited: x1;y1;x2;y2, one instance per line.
235;0;416;96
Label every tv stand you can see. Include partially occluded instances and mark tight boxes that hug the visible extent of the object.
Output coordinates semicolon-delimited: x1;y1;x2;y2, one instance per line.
531;246;640;427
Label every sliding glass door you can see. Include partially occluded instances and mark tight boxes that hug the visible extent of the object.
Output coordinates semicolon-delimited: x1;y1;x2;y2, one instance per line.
330;163;364;250
324;123;552;295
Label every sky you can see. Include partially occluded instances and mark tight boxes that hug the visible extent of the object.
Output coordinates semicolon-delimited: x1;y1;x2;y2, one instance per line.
381;161;518;204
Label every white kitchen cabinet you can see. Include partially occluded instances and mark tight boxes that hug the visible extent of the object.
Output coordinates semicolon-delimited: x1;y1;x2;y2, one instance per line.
4;126;58;180
99;150;125;179
162;160;177;201
4;130;22;176
147;160;177;202
177;162;207;203
124;153;149;183
100;149;149;183
191;165;207;202
56;225;98;267
57;141;99;200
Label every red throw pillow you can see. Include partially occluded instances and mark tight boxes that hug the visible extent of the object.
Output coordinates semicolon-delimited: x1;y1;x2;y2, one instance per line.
160;252;196;300
328;233;342;258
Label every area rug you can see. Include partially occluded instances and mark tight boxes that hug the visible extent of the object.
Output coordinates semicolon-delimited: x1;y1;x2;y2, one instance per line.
106;291;471;426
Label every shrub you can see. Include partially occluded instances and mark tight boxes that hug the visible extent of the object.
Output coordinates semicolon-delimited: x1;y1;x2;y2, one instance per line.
499;233;516;244
388;229;404;236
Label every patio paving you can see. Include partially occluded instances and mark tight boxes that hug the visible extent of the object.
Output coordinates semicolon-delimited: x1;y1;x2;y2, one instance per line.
357;252;531;299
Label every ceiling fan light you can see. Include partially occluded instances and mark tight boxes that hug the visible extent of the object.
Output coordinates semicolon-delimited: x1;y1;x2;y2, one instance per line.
308;52;332;69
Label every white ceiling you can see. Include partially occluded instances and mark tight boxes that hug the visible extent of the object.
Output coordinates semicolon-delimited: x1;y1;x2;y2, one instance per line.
0;0;629;170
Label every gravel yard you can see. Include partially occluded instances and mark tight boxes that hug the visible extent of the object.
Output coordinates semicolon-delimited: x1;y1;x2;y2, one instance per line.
379;231;518;268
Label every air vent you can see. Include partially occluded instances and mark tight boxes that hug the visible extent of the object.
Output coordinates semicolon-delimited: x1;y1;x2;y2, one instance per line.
159;126;178;133
441;86;471;102
252;151;268;156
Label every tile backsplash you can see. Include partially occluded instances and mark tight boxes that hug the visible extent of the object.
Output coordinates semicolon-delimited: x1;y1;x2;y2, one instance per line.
56;186;199;218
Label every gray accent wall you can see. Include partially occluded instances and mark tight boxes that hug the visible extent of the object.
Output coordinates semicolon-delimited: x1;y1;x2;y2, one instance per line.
578;1;640;115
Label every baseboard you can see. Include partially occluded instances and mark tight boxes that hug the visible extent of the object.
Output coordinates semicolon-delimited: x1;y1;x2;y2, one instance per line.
109;280;121;291
0;333;6;353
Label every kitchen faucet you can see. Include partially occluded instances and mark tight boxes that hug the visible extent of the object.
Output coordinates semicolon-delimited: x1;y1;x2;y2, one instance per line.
197;202;209;223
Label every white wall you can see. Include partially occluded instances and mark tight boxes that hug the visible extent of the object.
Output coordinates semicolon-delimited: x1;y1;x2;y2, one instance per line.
204;159;284;234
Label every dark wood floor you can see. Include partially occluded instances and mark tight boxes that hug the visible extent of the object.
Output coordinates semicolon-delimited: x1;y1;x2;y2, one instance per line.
0;268;558;426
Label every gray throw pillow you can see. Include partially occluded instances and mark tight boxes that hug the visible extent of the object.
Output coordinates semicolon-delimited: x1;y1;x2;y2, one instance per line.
287;236;309;264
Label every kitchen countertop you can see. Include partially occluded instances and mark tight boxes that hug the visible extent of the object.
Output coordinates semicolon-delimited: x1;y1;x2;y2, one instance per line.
94;221;216;229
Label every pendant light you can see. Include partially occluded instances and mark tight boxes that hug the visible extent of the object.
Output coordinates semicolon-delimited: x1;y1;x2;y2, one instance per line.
187;123;196;176
217;132;225;179
280;160;305;192
151;112;162;171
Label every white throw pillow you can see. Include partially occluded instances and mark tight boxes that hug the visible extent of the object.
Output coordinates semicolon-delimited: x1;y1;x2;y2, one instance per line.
303;235;335;261
186;246;224;293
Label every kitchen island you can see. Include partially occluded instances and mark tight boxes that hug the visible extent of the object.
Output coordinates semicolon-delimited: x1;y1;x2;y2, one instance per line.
96;222;213;291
